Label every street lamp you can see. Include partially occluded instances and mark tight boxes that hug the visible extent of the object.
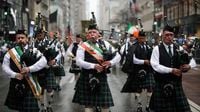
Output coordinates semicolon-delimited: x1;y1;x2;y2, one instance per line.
30;20;35;25
153;20;157;33
154;21;157;25
4;12;8;16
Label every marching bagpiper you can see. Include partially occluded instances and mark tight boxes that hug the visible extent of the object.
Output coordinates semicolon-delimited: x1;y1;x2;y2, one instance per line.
121;19;155;112
34;29;59;112
2;30;47;112
72;23;121;112
66;34;82;81
49;31;66;91
149;25;196;112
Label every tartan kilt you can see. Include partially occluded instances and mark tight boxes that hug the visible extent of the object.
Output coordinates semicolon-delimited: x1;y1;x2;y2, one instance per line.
5;80;39;111
72;72;114;107
149;81;191;112
32;69;46;89
45;69;57;90
121;72;155;93
52;66;66;76
20;91;40;112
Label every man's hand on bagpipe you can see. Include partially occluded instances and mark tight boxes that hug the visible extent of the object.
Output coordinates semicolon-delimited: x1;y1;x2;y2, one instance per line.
102;61;111;69
180;64;191;73
15;67;31;80
21;67;30;74
15;73;24;80
94;61;112;73
94;64;104;73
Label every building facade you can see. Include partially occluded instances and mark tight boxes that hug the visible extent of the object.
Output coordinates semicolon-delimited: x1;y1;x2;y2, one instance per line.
70;0;87;35
163;0;200;37
137;0;154;32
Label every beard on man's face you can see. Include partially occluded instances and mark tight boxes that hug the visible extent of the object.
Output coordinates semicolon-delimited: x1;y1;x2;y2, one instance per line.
17;40;27;46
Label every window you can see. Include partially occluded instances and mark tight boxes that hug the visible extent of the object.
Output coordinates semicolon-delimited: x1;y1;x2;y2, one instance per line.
167;8;171;20
174;6;178;19
184;1;188;17
197;6;200;14
189;0;194;15
194;1;200;14
179;3;183;18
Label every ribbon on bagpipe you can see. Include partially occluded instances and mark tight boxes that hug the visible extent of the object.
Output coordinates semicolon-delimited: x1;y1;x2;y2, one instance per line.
8;46;42;99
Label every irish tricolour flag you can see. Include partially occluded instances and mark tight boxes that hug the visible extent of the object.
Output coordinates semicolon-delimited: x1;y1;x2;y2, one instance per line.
127;23;139;38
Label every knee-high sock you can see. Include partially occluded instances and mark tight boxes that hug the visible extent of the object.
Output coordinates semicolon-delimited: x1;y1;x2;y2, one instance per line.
40;89;47;109
135;93;142;107
39;89;47;110
146;92;152;107
75;73;80;81
85;108;93;112
101;108;109;112
46;90;54;107
56;76;61;86
38;95;46;110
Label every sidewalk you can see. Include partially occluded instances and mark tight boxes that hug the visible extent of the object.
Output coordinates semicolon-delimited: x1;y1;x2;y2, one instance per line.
189;99;200;112
183;65;200;112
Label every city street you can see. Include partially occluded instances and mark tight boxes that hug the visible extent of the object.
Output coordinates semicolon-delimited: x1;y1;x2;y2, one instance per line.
0;63;200;112
0;0;200;112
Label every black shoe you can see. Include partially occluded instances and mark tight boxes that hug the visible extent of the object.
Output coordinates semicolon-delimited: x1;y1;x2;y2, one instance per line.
136;106;143;112
41;109;47;112
94;106;101;112
47;107;53;112
146;106;150;112
56;85;61;91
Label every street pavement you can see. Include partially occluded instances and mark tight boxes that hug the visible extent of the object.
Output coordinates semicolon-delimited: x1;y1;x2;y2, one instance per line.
0;63;200;112
183;65;200;112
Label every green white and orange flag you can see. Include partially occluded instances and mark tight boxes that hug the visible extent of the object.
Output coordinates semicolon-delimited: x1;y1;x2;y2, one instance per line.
127;23;139;38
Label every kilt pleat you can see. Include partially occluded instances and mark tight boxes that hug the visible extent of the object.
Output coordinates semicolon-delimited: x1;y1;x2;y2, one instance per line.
53;66;66;76
5;80;23;111
20;91;40;112
121;72;155;93
46;69;57;90
150;82;191;112
5;80;39;112
72;72;114;107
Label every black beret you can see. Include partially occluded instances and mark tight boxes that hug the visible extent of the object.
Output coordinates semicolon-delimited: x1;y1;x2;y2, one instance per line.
139;31;146;37
16;29;27;35
76;34;81;38
163;25;174;33
88;24;98;30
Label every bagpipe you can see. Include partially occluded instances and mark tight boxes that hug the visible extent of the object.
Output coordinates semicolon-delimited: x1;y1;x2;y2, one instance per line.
98;39;116;60
98;39;117;73
91;12;97;27
43;37;59;62
176;46;191;65
33;13;59;62
20;45;41;66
